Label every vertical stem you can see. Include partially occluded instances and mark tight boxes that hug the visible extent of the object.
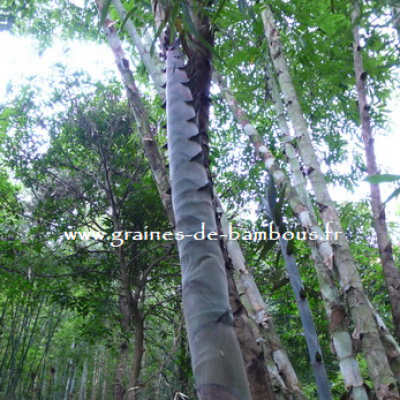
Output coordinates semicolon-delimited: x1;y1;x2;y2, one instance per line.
101;354;108;400
113;297;130;400
392;6;400;38
79;360;88;400
278;236;332;399
352;0;400;345
127;301;145;400
90;348;100;400
91;347;102;400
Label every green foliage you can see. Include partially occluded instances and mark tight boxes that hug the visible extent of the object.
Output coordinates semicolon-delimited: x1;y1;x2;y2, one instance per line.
366;174;400;184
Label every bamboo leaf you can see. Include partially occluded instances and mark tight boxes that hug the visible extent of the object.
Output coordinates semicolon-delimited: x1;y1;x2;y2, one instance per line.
261;194;273;220
384;187;400;204
365;174;400;184
286;234;295;256
274;248;281;269
211;0;229;23
100;0;113;26
257;239;276;260
150;20;168;56
180;1;223;62
119;7;136;33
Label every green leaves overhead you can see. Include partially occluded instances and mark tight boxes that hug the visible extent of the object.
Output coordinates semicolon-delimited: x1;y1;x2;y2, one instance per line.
262;176;286;227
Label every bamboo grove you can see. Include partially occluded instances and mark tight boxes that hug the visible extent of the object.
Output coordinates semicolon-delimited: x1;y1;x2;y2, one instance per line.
0;0;399;399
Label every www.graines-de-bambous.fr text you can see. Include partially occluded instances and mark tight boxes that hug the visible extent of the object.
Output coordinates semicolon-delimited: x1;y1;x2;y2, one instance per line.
63;222;342;248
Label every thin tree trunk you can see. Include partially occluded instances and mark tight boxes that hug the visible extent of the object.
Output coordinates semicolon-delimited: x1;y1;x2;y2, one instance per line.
114;295;130;400
90;349;98;400
50;362;57;400
31;372;38;400
114;342;129;400
176;320;190;396
113;228;145;400
68;366;76;400
263;180;331;399
112;230;136;400
101;353;108;400
91;347;102;400
393;6;400;38
113;224;145;399
352;0;400;345
0;298;9;395
79;360;88;400
38;304;59;400
64;357;74;400
101;364;108;400
127;307;145;400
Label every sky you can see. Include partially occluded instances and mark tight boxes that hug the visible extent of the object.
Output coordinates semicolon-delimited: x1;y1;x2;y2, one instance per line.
0;32;116;96
0;30;399;236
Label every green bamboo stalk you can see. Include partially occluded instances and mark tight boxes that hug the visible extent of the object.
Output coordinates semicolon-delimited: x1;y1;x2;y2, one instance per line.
79;359;88;400
7;294;32;399
0;298;10;393
3;306;15;398
262;187;332;399
17;295;45;399
38;304;62;400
